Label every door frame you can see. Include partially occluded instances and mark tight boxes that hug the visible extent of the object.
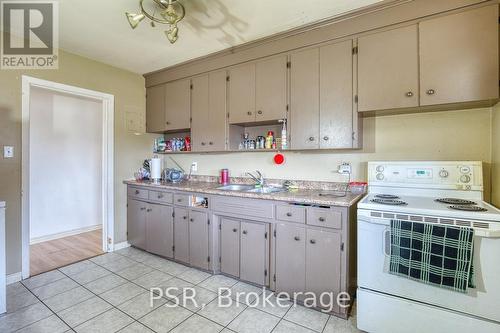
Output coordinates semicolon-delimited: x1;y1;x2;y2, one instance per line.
21;75;115;279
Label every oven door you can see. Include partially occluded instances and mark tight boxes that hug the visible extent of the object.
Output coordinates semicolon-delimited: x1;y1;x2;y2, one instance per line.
357;213;500;323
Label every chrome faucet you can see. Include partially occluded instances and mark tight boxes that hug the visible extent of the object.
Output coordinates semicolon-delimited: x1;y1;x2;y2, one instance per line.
246;170;264;187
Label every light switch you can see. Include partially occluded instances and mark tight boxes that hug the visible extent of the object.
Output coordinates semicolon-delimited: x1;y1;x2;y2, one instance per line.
4;146;14;158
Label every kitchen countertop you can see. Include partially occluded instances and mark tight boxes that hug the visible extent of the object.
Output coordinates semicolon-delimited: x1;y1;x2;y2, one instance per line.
124;179;364;207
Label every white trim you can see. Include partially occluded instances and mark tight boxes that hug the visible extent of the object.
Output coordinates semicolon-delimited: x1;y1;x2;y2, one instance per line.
6;272;22;285
113;241;131;251
21;75;115;280
29;225;102;245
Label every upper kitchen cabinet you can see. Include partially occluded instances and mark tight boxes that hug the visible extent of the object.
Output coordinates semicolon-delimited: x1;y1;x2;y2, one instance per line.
146;84;166;133
419;5;499;106
164;78;191;131
228;62;256;124
191;71;227;152
255;55;287;122
319;40;355;149
228;55;287;124
290;48;320;149
357;25;419;111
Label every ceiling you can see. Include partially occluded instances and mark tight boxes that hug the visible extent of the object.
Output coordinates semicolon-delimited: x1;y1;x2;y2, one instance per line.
59;0;382;74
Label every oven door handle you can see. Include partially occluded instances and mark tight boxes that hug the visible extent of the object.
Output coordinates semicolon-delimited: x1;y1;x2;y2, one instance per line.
383;229;391;257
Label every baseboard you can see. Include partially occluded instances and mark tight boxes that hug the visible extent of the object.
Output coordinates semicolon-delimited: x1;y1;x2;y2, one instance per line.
30;225;102;245
113;241;130;251
6;272;22;285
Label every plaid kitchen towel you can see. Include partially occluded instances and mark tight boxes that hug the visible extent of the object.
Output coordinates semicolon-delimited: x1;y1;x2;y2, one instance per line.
389;220;475;293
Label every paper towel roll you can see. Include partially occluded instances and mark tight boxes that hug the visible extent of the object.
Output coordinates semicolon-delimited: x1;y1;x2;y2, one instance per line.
150;157;162;181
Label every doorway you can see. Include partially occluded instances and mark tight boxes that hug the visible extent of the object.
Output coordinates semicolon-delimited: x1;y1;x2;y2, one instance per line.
21;76;114;278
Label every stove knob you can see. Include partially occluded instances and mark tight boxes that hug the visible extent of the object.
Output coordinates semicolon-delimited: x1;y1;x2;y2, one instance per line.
439;170;449;178
376;173;384;181
376;165;385;172
460;175;471;183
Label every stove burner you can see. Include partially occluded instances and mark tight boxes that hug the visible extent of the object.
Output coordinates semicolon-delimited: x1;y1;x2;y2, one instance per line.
449;205;488;212
375;194;400;200
436;198;477;205
370;198;407;206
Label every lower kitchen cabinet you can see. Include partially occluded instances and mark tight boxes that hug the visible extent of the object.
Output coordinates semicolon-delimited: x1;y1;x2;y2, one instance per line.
275;223;306;296
174;207;190;264
127;199;147;250
188;210;210;270
305;229;342;312
220;217;240;277
146;203;174;258
240;221;268;286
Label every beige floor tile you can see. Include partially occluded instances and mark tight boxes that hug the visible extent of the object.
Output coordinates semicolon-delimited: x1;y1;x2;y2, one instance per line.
74;308;134;333
272;320;316;333
284;305;329;332
139;303;192;333
228;307;280;333
118;321;155;333
198;275;239;293
22;270;66;290
16;315;69;333
198;297;246;326
117;291;168;319
155;278;194;299
6;289;39;313
323;314;360;333
223;281;263;305
44;286;94;312
59;260;98;276
171;314;223;333
0;302;52;332
31;277;79;300
57;296;112;327
100;257;136;273
176;286;218;312
132;269;173;290
251;292;292;318
116;263;154;280
100;282;145;306
90;252;123;265
83;273;127;295
177;268;212;284
70;265;111;285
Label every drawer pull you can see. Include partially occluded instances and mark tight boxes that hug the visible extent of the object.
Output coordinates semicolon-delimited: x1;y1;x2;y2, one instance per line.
286;212;292;217
426;89;435;95
232;228;237;232
318;217;325;222
294;236;300;241
158;194;164;199
177;198;183;202
146;208;152;212
242;230;248;235
310;239;316;244
135;190;140;195
140;207;146;211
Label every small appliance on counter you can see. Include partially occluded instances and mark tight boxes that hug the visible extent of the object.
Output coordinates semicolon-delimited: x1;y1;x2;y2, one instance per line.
150;156;162;183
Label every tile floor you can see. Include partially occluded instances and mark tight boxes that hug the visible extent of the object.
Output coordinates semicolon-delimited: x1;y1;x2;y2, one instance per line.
1;247;360;333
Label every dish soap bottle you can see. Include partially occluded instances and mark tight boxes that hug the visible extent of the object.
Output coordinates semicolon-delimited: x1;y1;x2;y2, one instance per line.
279;119;288;150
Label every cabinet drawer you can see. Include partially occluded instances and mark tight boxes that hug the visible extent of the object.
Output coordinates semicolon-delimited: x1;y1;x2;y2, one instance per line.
306;207;342;229
128;187;148;200
212;196;274;219
174;193;190;206
276;205;306;224
148;190;173;204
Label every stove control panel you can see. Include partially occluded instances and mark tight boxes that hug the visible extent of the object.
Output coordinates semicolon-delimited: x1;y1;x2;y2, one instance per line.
368;161;483;190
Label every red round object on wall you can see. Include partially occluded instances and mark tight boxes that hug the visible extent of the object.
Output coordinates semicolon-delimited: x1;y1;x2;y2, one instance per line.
274;153;285;165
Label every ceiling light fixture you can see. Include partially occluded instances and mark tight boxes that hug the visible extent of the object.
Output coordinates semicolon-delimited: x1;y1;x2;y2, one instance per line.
125;0;185;44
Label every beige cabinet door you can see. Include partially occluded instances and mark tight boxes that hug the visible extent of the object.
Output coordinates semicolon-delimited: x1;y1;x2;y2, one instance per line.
228;63;256;124
305;229;341;313
290;48;320;149
188;210;209;270
165;79;191;131
146;85;166;133
191;75;209;151
275;223;305;296
255;56;287;121
173;207;189;264
220;218;240;278
419;5;499;106
146;203;173;258
320;40;354;149
240;221;267;286
127;199;147;250
358;25;419;111
207;71;227;151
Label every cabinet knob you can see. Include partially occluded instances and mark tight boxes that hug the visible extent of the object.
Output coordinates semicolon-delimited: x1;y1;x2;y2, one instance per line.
242;230;248;235
177;198;182;202
405;91;413;97
308;136;315;141
318;217;325;222
294;236;300;241
209;142;213;145
426;89;435;95
323;136;329;141
183;216;187;220
232;228;237;232
135;190;140;194
257;110;263;115
158;194;163;199
190;218;194;222
140;207;146;211
310;239;316;244
166;121;171;125
247;111;252;116
201;142;206;146
146;208;152;212
286;212;292;217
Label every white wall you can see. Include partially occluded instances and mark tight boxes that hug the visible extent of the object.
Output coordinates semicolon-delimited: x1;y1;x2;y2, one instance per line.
29;87;103;240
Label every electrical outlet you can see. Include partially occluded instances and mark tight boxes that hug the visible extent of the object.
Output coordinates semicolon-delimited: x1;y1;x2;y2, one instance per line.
191;162;198;172
3;146;14;158
338;162;351;174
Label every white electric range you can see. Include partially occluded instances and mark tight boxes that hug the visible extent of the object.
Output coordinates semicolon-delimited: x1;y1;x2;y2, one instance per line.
357;161;500;333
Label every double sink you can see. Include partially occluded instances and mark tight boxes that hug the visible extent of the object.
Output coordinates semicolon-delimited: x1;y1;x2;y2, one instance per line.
216;184;286;194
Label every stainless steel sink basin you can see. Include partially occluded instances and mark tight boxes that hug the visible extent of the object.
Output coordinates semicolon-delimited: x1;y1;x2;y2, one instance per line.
216;184;255;191
246;187;286;194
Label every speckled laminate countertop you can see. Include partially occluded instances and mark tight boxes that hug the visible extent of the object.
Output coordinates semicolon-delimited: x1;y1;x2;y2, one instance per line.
124;179;364;207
